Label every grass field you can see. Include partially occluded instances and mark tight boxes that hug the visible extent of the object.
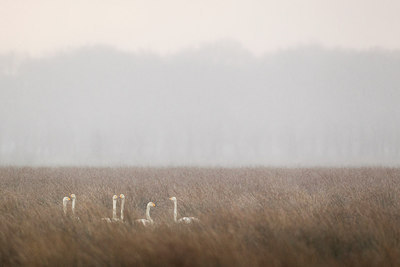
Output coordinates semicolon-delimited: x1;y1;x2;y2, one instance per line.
1;167;400;266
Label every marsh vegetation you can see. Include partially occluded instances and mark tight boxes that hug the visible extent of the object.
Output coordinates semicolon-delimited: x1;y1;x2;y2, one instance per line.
0;167;399;266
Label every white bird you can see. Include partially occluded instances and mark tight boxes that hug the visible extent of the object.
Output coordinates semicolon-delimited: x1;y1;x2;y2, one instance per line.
102;195;120;222
119;194;125;221
169;197;199;223
69;194;80;220
62;196;71;215
70;194;77;216
136;202;156;226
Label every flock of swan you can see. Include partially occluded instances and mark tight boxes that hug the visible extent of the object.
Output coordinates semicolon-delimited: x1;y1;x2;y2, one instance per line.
62;194;199;226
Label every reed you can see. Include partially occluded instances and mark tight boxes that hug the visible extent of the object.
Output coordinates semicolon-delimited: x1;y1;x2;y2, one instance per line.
0;167;399;266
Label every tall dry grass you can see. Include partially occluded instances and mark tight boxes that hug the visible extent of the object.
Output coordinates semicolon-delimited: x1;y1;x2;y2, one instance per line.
0;167;400;266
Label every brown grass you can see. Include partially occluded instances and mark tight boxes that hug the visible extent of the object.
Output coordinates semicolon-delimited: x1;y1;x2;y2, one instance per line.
0;167;400;266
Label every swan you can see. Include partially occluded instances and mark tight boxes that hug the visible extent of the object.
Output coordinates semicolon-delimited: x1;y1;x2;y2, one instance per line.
102;195;120;222
119;194;125;221
69;194;80;220
62;196;71;215
169;197;199;223
136;202;156;226
70;194;77;216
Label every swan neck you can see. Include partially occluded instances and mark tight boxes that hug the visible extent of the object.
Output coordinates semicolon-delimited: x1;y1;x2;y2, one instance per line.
146;205;153;222
173;200;178;222
71;199;76;215
112;199;117;219
120;199;125;220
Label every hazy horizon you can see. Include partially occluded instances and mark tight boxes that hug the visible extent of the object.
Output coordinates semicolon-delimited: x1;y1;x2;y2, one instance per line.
1;43;399;166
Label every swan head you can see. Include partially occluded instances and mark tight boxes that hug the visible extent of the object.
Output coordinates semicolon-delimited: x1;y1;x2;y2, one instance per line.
148;202;156;207
70;194;76;199
169;197;177;201
112;195;118;200
119;194;125;199
63;196;71;202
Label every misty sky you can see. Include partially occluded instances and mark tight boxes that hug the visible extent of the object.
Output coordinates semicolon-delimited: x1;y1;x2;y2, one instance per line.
1;1;400;166
1;0;400;56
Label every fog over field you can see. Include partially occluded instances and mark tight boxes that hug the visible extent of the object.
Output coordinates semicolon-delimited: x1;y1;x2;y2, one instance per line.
0;43;399;166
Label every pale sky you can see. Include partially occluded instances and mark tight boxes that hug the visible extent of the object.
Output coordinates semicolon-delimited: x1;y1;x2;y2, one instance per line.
1;0;400;56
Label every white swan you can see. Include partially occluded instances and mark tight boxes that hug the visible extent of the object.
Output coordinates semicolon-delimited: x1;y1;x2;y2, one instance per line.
119;194;125;221
69;194;80;220
102;195;120;222
169;197;199;223
136;202;156;226
62;196;71;215
70;194;77;216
